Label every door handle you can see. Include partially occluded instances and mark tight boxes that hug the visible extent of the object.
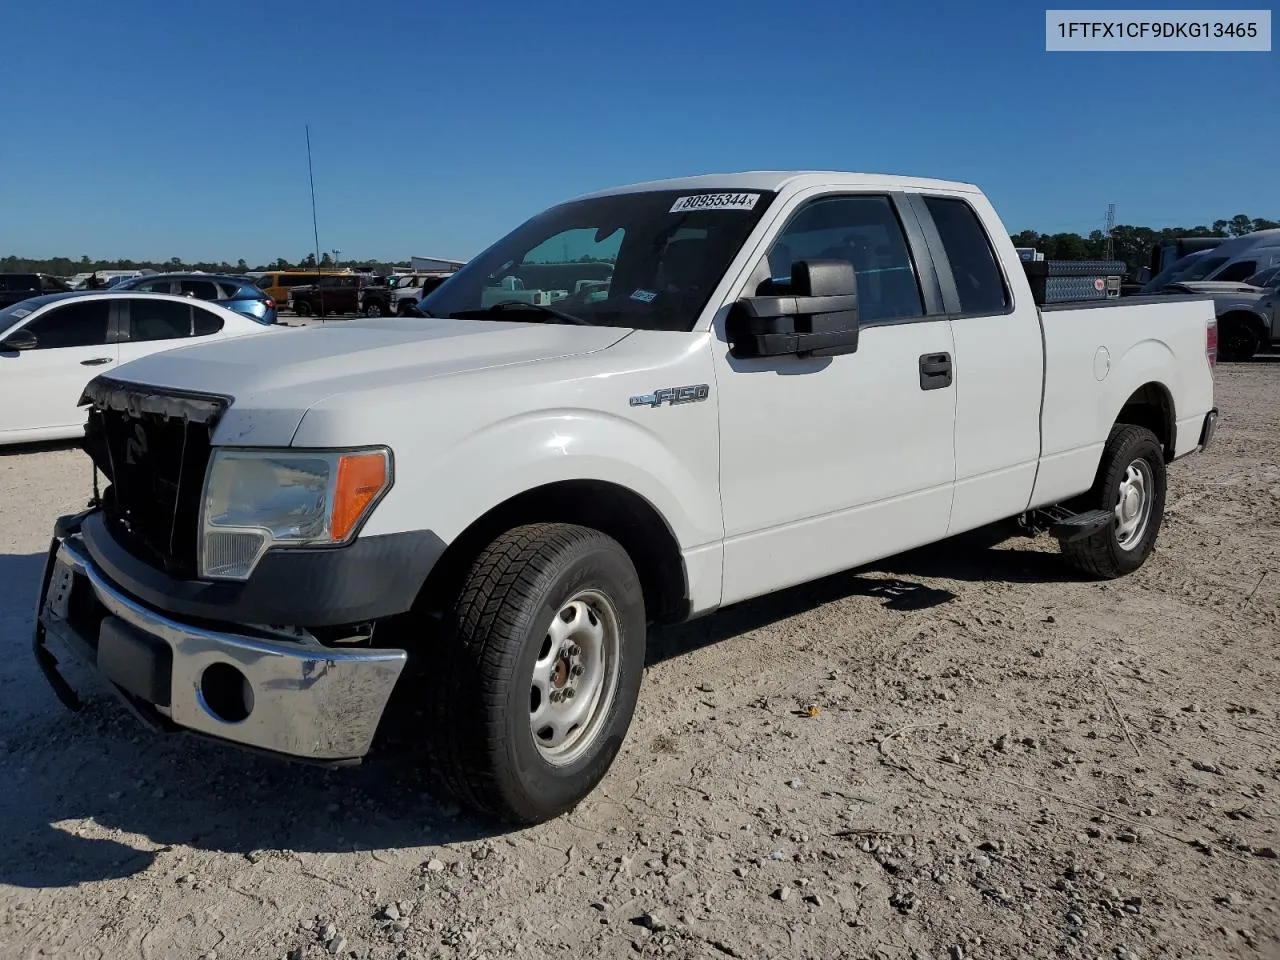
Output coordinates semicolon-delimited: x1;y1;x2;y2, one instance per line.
919;352;952;390
80;357;114;366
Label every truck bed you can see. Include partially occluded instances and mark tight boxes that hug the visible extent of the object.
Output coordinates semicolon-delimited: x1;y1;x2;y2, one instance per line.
1031;295;1215;509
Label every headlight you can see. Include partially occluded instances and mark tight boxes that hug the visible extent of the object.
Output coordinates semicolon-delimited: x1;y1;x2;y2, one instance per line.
199;447;392;581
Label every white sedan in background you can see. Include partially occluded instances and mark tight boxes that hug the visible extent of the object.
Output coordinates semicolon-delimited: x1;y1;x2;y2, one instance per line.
0;292;281;445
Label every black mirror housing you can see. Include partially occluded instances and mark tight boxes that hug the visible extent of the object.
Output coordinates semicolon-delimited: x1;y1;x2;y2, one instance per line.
726;259;860;359
0;330;38;351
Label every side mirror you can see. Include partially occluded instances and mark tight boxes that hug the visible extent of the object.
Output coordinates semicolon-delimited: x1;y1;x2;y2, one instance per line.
0;329;38;351
726;260;860;359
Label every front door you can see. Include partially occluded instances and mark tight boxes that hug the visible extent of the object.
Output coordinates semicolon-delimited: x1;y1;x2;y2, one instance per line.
713;192;957;605
0;298;119;439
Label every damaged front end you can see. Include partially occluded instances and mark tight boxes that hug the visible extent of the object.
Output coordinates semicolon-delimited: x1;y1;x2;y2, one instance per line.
32;377;411;763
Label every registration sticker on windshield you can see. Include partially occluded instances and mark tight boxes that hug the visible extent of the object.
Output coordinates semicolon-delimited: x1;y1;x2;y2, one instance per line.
630;289;657;304
669;192;760;213
10;309;31;319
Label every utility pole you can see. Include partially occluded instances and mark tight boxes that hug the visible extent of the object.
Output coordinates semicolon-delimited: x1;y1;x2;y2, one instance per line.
1105;202;1116;261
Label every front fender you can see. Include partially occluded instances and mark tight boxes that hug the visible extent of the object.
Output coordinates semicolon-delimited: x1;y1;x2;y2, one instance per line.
360;408;723;551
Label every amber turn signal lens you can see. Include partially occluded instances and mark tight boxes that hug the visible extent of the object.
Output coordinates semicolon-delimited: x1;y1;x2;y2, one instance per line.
331;452;389;541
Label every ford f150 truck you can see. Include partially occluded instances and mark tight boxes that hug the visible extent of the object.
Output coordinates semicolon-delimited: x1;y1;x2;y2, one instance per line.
34;172;1219;824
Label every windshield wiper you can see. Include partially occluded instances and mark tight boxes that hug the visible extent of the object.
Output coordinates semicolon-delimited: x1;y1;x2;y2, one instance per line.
451;300;592;326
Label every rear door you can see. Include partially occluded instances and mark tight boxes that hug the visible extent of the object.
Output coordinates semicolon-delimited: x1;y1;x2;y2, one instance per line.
907;192;1043;535
0;298;118;437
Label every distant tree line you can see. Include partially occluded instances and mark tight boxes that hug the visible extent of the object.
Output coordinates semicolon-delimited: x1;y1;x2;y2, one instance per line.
0;252;411;276
1011;215;1279;271
4;214;1278;278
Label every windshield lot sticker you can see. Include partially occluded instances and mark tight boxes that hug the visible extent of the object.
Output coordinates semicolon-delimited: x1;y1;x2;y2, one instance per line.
630;289;658;303
669;193;760;213
10;309;31;319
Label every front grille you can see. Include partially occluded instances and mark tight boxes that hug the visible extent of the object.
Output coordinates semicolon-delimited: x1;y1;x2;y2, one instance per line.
81;378;229;579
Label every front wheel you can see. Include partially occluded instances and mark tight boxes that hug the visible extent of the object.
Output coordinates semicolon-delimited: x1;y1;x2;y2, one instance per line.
295;301;312;317
427;523;645;823
1061;424;1167;579
364;301;384;318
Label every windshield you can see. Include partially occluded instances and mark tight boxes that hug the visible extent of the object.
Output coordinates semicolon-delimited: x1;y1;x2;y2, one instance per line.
1176;255;1230;282
0;295;61;337
1245;265;1280;288
421;188;778;330
1145;252;1208;290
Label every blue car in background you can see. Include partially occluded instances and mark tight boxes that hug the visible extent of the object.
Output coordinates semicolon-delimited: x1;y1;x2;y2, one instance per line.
114;273;278;324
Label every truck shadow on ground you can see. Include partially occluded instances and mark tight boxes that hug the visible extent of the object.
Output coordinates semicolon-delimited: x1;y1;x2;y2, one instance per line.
647;524;1083;665
0;526;1081;889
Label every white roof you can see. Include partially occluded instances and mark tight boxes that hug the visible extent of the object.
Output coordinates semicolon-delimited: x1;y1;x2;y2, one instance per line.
572;170;981;201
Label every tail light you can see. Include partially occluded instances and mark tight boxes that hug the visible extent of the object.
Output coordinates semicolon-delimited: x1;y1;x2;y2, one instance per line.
1206;319;1217;368
264;298;275;309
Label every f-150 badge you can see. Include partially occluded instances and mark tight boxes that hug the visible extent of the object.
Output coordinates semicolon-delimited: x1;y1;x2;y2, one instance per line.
629;384;710;408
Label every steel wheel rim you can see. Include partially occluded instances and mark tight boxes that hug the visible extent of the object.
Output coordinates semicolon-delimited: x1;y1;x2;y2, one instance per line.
1114;458;1154;551
529;589;621;766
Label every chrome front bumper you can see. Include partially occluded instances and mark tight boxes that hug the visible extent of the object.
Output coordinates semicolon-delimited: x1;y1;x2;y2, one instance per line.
36;533;407;761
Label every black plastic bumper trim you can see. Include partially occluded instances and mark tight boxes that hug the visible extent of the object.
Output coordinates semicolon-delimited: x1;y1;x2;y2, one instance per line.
78;511;446;627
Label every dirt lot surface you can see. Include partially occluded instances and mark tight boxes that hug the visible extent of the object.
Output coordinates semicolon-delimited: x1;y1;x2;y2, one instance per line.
1;361;1277;960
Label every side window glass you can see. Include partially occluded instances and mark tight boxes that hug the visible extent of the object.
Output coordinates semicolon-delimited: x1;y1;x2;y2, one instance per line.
192;306;224;337
761;196;923;323
24;301;112;348
1214;260;1257;283
130;298;193;341
923;196;1009;315
179;279;219;300
136;279;173;294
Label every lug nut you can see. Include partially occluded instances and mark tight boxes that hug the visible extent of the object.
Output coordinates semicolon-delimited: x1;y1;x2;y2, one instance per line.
564;688;576;699
568;645;581;657
572;664;584;676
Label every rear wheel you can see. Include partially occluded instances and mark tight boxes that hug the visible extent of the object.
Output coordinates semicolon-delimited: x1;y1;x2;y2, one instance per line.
364;300;384;318
1218;315;1260;362
295;301;312;317
425;523;645;823
1061;424;1166;579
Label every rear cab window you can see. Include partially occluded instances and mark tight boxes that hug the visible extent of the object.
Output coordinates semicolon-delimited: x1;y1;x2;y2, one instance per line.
923;196;1010;315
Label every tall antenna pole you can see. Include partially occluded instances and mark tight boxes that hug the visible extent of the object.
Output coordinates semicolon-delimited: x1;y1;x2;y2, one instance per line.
306;125;324;320
1105;202;1116;261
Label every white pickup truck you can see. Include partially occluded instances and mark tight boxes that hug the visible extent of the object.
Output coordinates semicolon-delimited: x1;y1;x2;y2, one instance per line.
35;172;1219;824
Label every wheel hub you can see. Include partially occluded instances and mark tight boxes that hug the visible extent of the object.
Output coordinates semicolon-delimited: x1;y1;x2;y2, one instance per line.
1113;458;1154;551
529;592;620;765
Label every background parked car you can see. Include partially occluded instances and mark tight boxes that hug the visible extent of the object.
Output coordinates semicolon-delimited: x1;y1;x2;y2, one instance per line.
0;274;72;309
253;271;346;307
0;291;280;445
357;276;397;317
1169;264;1280;360
390;274;452;315
114;273;278;324
288;274;376;316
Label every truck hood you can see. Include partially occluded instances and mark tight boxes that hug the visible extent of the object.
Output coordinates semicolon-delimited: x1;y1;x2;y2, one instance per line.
104;317;631;445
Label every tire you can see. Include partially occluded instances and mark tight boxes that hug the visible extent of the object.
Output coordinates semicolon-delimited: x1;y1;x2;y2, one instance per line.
397;300;417;317
364;300;384;318
295;301;312;317
1061;424;1166;579
427;523;645;823
1218;315;1260;362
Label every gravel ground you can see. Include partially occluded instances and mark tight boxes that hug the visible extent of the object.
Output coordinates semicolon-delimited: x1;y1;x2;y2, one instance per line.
1;361;1276;960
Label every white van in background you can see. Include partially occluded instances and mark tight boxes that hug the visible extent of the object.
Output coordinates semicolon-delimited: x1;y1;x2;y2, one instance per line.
1143;229;1280;293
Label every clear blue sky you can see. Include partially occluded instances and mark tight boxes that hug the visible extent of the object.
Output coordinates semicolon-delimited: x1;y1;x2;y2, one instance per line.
3;0;1276;265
